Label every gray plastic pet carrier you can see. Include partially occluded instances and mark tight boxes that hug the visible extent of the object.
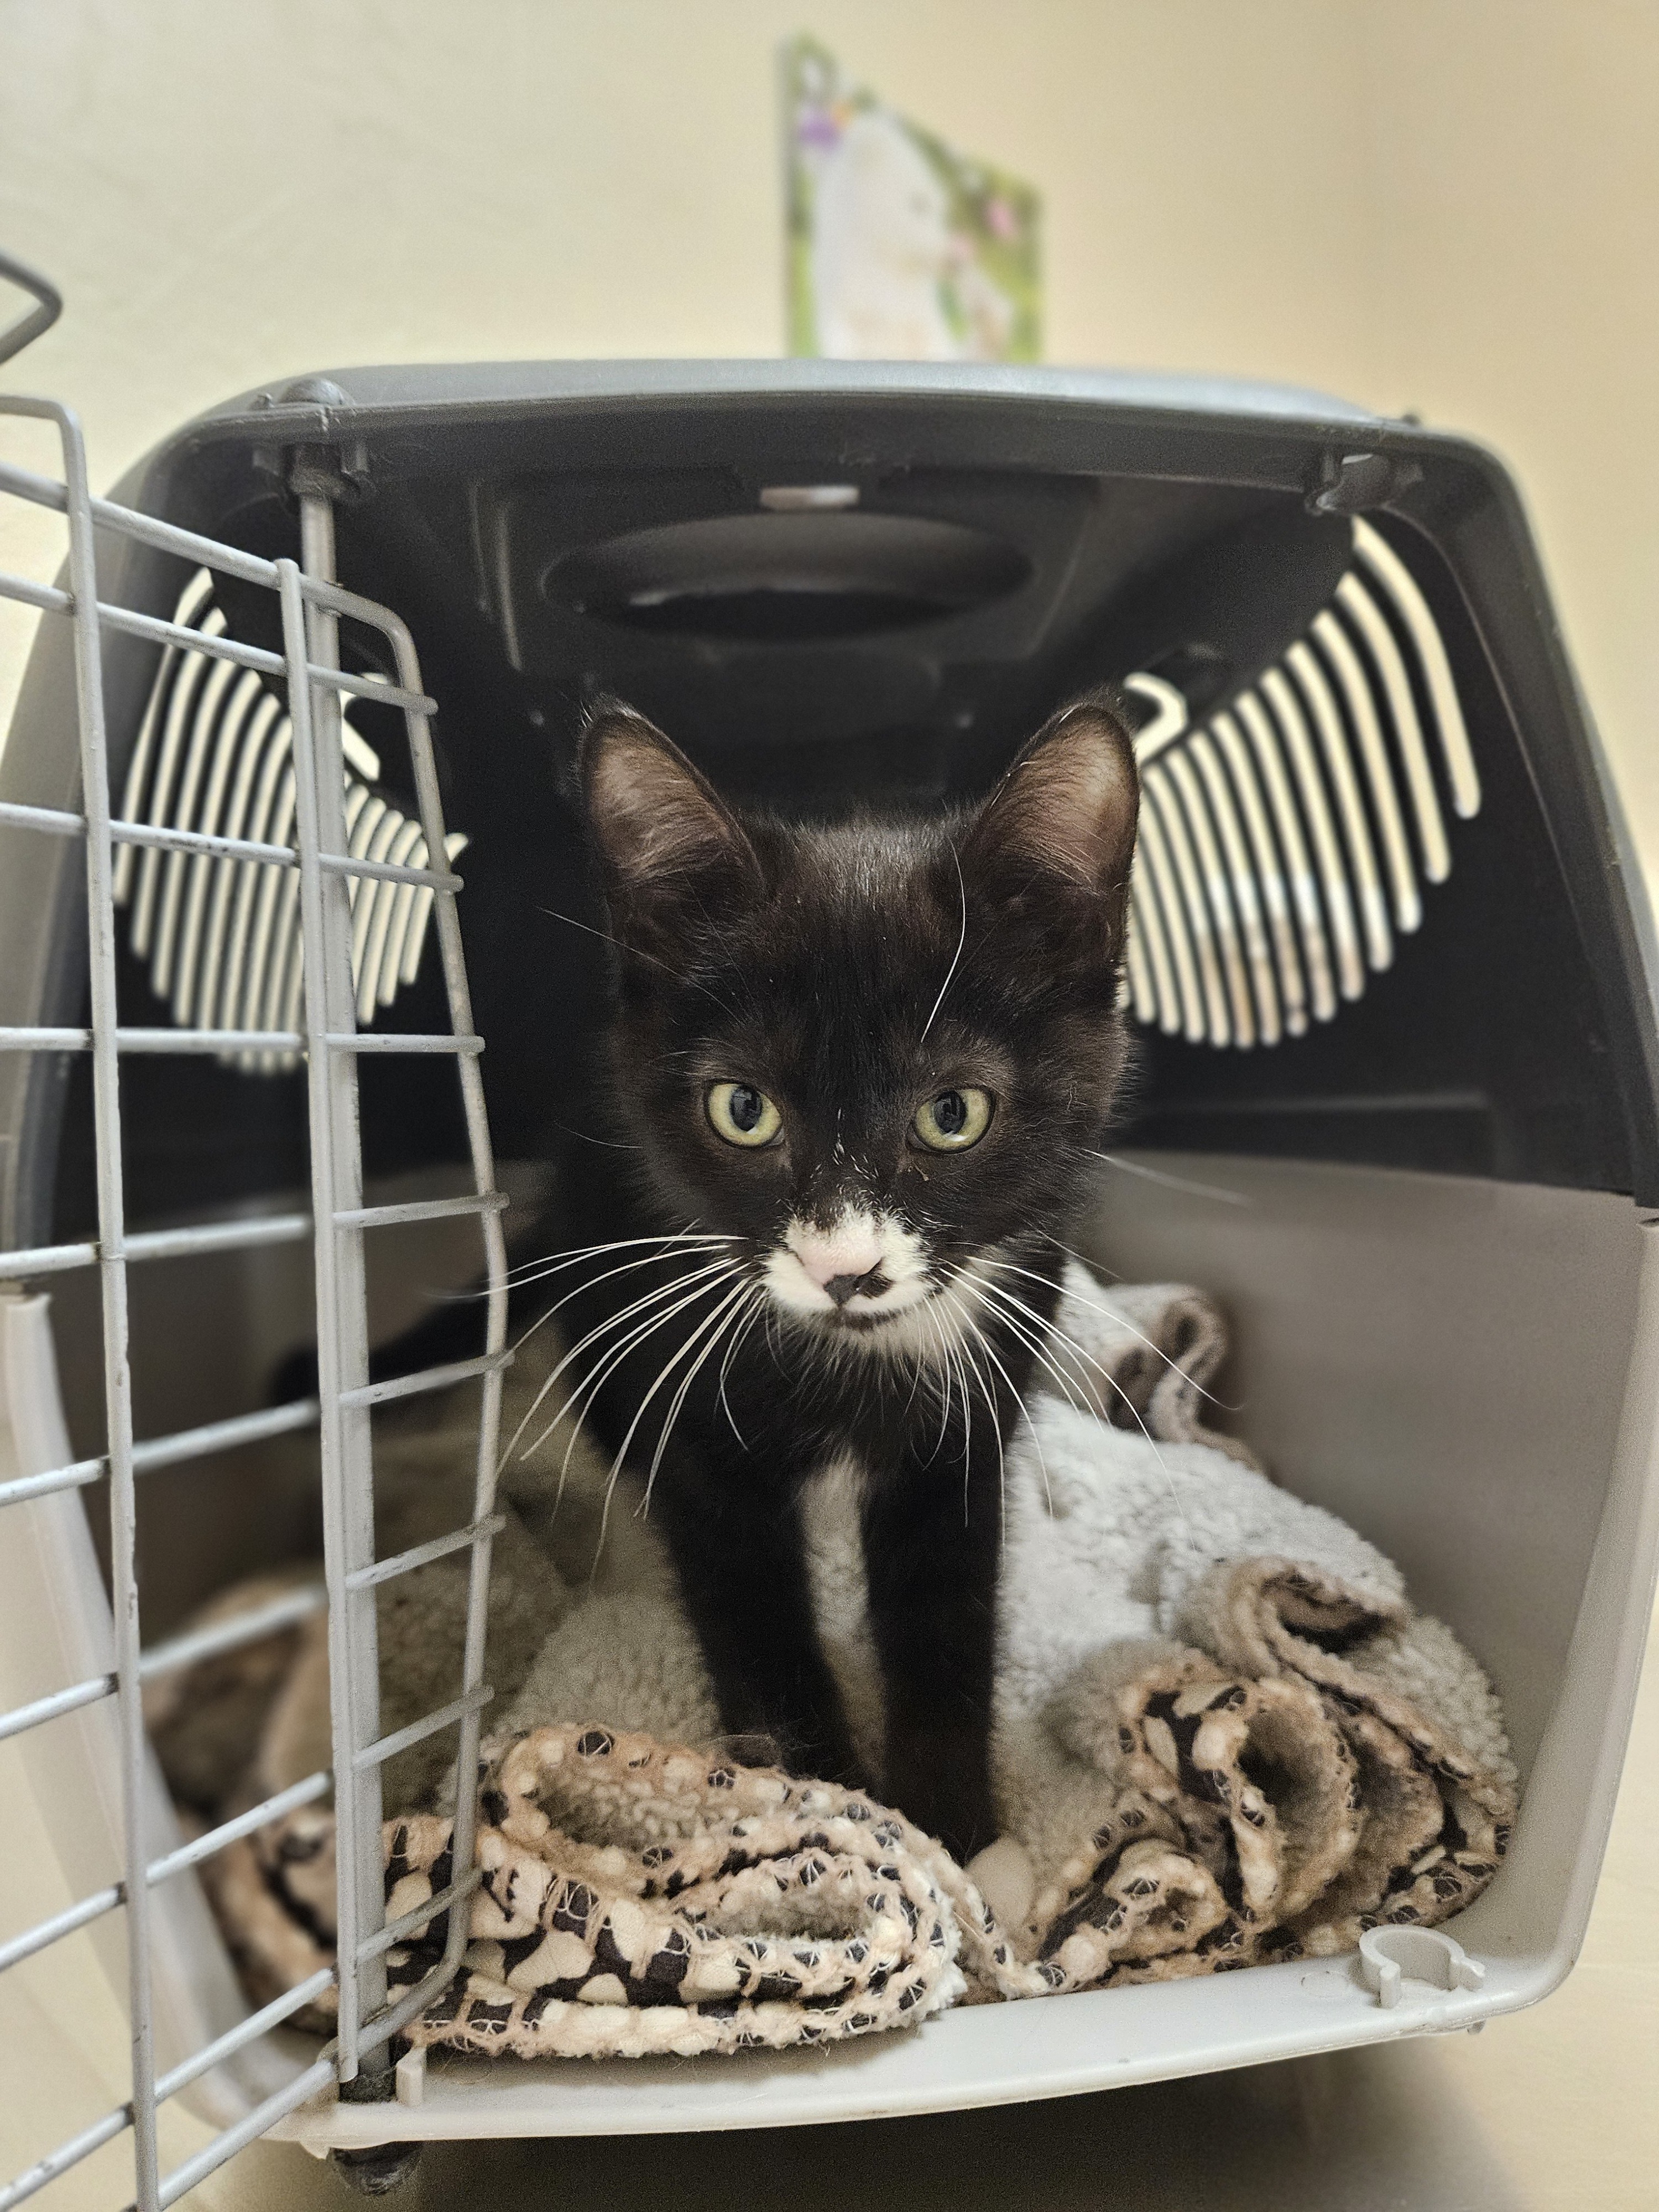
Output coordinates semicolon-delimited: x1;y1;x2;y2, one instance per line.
3;242;1659;2197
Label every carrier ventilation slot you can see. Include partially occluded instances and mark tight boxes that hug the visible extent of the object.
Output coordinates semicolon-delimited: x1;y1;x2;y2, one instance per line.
1121;520;1479;1050
114;570;466;1070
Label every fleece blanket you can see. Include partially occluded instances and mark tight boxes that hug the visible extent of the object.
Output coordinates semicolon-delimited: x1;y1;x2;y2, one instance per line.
145;1271;1516;2058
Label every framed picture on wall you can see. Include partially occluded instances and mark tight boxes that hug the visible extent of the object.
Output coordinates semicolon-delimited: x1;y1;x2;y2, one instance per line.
783;37;1041;363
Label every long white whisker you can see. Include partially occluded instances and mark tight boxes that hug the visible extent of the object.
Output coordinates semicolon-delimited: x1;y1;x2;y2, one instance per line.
953;1318;983;1480
1041;1233;1246;1412
538;1262;748;1479
494;1229;736;1295
975;1272;1199;1556
975;1280;1135;1506
919;837;967;1043
588;1277;753;1571
900;1321;931;1422
936;1284;1005;1535
639;1279;757;1515
717;1287;766;1447
1086;1151;1253;1208
988;1250;1239;1413
507;1259;742;1471
542;1267;753;1557
498;1256;738;1468
969;1275;1093;1418
923;1293;956;1460
960;1283;1077;1517
505;1243;743;1374
763;1301;783;1373
941;1298;974;1521
539;904;746;1021
975;1272;1129;1416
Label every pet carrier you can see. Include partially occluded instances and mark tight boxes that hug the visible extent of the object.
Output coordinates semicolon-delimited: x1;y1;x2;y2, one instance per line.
3;240;1658;2192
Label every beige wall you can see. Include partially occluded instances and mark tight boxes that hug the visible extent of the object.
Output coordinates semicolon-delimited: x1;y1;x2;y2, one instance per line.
1358;0;1659;865
3;0;1659;779
3;2;1652;850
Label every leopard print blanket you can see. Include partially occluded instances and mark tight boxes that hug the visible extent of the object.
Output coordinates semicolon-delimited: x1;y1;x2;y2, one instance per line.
155;1277;1515;2058
200;1555;1512;2059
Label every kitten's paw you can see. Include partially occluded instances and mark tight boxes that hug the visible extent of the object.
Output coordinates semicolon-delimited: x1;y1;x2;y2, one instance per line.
965;1835;1036;1928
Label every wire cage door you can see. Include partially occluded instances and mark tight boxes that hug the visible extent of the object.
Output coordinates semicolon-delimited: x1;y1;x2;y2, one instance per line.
0;253;508;2212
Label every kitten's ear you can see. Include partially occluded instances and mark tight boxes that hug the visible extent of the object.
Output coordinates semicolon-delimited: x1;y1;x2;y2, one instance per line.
578;701;762;952
962;693;1139;936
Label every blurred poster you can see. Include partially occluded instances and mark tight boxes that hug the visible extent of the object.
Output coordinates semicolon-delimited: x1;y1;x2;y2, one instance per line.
784;37;1041;363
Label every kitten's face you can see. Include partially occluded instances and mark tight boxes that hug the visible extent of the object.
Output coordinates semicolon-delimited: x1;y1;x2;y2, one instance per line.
579;700;1139;1354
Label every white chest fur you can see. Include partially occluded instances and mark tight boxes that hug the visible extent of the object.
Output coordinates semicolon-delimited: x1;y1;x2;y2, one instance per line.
797;1454;886;1773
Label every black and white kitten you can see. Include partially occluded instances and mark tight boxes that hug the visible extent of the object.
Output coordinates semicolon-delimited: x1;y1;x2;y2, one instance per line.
538;693;1140;1861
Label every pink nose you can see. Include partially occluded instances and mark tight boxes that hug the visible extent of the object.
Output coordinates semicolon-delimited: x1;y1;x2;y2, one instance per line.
792;1231;884;1290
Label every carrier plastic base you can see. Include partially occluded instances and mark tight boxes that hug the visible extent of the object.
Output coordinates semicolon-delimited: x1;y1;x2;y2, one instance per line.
266;1945;1552;2152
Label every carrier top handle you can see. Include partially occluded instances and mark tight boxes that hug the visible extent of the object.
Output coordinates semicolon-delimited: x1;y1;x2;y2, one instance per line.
0;251;62;369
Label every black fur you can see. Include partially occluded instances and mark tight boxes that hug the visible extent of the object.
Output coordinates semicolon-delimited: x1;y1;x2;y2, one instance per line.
534;695;1140;1860
367;695;1140;1863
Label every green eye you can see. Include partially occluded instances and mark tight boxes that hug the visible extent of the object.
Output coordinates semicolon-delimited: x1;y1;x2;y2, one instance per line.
913;1086;993;1152
706;1081;783;1148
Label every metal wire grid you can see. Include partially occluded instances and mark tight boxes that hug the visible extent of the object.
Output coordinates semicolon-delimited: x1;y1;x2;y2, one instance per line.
0;382;509;2209
113;567;469;1069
